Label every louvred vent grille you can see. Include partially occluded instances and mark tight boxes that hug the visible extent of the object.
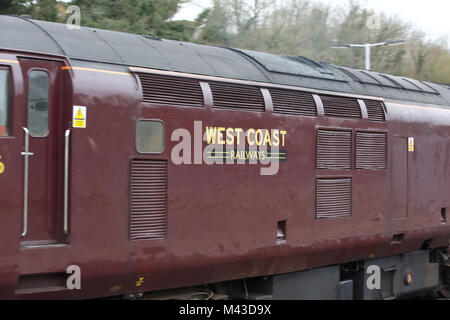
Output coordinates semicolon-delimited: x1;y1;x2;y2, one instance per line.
137;73;204;107
210;81;265;112
270;88;317;116
130;160;168;240
364;100;386;122
317;130;352;170
320;95;362;119
316;178;352;219
356;132;387;170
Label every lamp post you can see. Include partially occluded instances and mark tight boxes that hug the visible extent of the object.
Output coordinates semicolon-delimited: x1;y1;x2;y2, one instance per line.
330;40;405;70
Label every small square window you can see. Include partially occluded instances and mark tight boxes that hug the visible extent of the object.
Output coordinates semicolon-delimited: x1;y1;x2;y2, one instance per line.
136;120;164;153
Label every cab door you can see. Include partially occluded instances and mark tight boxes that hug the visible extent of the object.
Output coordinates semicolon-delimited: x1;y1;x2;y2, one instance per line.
19;58;66;246
0;62;21;296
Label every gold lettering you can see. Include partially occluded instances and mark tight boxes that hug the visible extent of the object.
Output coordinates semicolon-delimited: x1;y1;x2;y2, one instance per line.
247;129;255;146
235;128;243;146
205;127;217;144
226;128;234;145
206;127;286;149
272;130;280;147
217;127;226;145
280;130;287;147
263;130;272;146
255;129;263;146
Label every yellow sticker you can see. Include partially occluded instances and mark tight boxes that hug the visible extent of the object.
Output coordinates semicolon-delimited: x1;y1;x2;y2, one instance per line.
0;156;4;175
73;106;87;128
136;277;145;287
408;137;414;152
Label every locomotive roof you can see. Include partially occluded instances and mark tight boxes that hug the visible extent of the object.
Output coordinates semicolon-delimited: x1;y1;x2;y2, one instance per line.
1;15;450;107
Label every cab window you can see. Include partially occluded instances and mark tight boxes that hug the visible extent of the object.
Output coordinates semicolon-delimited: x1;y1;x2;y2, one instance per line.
0;69;9;136
28;70;49;137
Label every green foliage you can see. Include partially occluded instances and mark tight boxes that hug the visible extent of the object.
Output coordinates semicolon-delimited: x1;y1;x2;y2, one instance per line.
195;1;231;45
70;0;194;40
0;0;32;15
1;0;449;82
31;0;58;21
0;0;65;21
195;0;450;83
1;0;193;40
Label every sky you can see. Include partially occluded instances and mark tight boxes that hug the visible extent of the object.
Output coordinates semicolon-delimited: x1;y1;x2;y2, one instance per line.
173;0;450;44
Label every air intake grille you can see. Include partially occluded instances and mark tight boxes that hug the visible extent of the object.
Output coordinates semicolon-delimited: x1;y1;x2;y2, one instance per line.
270;88;317;116
356;132;387;170
317;130;352;170
210;81;265;112
130;159;168;240
316;178;352;219
364;100;386;122
137;73;204;107
320;95;362;119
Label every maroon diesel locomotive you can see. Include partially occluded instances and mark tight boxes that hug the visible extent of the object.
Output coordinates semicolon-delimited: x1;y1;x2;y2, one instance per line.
0;15;449;299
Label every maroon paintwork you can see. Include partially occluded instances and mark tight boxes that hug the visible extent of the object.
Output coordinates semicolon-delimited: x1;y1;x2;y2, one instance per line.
0;48;449;299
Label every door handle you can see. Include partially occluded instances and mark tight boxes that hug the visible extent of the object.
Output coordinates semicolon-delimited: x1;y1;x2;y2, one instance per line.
64;129;71;235
21;127;33;237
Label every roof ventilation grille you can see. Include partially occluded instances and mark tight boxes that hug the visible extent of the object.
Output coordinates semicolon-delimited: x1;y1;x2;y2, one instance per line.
210;81;265;112
364;99;386;122
320;95;362;119
137;73;204;108
270;88;317;116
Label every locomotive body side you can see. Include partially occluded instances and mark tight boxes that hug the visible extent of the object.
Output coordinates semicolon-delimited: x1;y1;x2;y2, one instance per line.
0;15;449;299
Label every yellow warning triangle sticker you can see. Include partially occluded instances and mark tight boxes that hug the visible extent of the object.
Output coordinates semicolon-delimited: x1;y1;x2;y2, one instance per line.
73;106;87;128
75;108;84;120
